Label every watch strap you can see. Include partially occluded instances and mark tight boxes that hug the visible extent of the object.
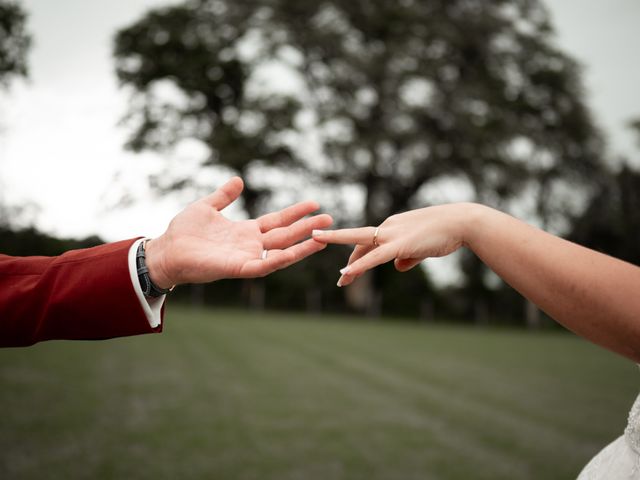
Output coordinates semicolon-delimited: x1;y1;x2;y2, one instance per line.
136;241;174;298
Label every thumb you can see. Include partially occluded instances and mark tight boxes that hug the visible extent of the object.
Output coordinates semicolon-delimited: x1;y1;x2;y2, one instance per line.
201;177;244;210
394;258;422;272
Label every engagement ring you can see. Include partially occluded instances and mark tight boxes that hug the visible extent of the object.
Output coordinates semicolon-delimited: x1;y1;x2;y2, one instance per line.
373;227;380;247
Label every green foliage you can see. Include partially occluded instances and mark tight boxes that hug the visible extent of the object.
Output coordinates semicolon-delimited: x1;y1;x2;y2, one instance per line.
0;226;103;256
0;1;31;229
275;0;604;222
114;1;302;215
0;306;636;479
568;120;640;267
630;117;640;149
0;0;30;87
570;164;640;266
114;0;604;223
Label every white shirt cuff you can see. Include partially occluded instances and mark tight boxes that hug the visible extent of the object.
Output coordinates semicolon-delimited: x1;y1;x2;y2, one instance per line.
128;238;165;329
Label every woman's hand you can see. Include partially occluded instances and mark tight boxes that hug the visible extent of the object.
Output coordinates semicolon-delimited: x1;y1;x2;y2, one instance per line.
145;177;333;288
312;203;480;286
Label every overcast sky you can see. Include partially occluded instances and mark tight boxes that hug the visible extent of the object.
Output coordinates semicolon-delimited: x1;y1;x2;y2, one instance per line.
1;0;639;243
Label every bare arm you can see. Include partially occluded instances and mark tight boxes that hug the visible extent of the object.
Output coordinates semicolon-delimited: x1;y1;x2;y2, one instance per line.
467;205;640;362
312;204;640;362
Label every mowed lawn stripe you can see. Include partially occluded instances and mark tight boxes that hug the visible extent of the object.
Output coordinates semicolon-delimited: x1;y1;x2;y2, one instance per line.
269;315;635;438
249;310;636;437
206;309;637;478
174;310;456;480
1;306;638;480
247;316;583;478
246;319;533;479
160;309;523;479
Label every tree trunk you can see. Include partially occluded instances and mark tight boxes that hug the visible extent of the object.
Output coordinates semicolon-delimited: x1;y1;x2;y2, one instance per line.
344;270;373;312
367;288;383;319
420;299;434;322
246;279;265;311
190;283;205;306
474;298;488;325
306;287;322;314
525;299;541;329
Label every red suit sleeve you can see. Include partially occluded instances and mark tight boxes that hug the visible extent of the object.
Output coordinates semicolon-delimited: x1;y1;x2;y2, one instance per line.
0;238;164;347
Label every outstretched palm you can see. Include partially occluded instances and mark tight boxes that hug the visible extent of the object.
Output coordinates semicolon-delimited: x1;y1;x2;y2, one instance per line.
146;177;332;288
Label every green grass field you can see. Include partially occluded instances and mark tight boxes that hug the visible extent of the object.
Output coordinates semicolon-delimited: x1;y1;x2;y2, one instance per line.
1;306;638;479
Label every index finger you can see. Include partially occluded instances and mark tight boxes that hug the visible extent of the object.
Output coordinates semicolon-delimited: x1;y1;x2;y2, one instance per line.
257;201;320;233
312;227;377;245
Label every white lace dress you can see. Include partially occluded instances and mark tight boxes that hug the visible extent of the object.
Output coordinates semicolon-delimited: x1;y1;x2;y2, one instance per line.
577;393;640;479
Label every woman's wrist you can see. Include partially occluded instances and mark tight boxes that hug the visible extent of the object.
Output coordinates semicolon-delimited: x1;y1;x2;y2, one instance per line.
460;203;494;252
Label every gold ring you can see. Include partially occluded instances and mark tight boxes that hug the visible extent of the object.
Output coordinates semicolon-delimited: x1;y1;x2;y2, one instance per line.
373;227;380;247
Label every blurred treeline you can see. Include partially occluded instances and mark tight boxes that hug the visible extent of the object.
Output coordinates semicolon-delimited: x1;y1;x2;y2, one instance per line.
2;0;640;326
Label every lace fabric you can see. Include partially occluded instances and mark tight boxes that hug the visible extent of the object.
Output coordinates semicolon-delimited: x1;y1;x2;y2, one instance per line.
626;394;640;454
625;393;640;477
577;393;640;479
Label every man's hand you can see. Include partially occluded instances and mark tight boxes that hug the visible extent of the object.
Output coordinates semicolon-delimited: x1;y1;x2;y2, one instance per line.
144;177;332;288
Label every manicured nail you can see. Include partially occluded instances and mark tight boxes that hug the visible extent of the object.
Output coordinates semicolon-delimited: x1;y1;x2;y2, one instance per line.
337;278;343;287
340;266;351;275
312;229;325;237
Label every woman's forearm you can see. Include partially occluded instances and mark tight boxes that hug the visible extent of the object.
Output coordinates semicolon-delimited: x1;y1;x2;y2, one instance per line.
465;205;640;362
312;203;640;362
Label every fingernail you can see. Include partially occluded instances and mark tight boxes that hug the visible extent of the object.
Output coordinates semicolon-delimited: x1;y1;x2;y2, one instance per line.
340;266;351;275
312;229;324;237
337;278;343;287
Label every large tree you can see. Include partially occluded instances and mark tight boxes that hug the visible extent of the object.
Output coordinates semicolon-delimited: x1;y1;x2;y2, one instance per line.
0;0;30;88
0;0;31;227
114;0;605;315
114;0;603;216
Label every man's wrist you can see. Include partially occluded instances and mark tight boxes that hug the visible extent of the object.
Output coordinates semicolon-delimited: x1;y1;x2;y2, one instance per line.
141;238;175;291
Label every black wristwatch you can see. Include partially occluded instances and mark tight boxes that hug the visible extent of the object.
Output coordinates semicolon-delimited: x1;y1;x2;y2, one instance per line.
136;240;174;298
